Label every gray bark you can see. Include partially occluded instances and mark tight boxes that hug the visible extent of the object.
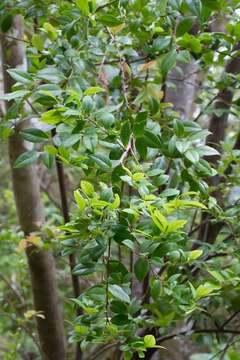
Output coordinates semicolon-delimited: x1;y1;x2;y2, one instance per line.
198;43;240;245
1;15;66;360
165;61;199;119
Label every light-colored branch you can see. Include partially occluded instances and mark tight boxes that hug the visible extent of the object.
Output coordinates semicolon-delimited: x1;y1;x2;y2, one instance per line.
0;31;30;44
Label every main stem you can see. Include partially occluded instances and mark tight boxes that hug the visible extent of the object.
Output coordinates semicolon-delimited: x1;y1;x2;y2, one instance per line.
1;15;66;360
52;131;82;360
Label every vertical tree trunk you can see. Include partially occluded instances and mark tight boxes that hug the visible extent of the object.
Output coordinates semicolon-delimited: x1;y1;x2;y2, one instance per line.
53;146;82;360
1;15;66;360
164;61;199;119
198;44;240;245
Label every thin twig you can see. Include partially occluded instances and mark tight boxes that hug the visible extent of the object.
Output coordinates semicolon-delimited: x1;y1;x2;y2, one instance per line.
89;342;118;360
157;327;240;344
0;32;30;44
95;56;147;66
119;135;133;164
220;311;240;330
105;238;111;324
210;335;240;360
0;273;26;307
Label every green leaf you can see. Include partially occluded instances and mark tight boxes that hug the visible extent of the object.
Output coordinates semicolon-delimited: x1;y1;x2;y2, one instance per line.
74;190;86;211
178;33;202;54
76;0;90;15
207;270;225;283
197;146;219;157
161;49;177;76
97;112;115;127
180;200;207;210
176;17;195;37
187;250;203;262
186;0;202;16
111;314;129;325
108;194;120;210
160;188;180;197
228;349;240;360
120;122;131;146
173;119;185;136
152;210;168;232
144;335;156;348
108;284;130;304
82;96;94;113
0;90;30;101
7;69;33;84
98;14;123;27
41;109;64;125
153;36;171;51
20;128;48;143
73;263;96;276
14;151;39;168
32;34;44;51
110;300;127;314
37;68;65;83
133;111;148;138
62;134;81;148
143;130;162;148
84;86;106;95
184;149;199;163
150;279;161;300
81;180;94;196
43;22;57;40
44;145;58;155
167;219;187;233
90;153;112;170
158;0;168;13
195;283;220;299
202;0;223;10
132;172;145;182
41;152;54;169
1;13;13;32
176;141;190;154
122;239;135;251
134;258;149;282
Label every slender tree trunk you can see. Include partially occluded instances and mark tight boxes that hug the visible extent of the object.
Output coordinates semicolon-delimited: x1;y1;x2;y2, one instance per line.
198;44;240;245
1;15;66;360
165;61;199;119
53;139;82;360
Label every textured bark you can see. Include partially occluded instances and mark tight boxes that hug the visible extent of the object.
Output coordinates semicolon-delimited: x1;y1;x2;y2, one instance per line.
1;15;66;360
207;47;240;161
198;44;240;245
165;61;199;119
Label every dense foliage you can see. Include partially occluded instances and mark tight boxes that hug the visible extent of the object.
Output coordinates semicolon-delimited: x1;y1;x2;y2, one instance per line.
1;0;240;359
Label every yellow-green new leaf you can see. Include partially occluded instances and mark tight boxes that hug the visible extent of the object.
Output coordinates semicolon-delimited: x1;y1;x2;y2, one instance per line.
195;283;220;300
41;109;64;125
43;22;57;40
74;190;86;211
84;86;106;95
152;210;168;233
187;249;203;262
76;0;90;16
81;180;94;196
166;219;187;233
108;194;120;210
32;34;44;51
144;335;156;348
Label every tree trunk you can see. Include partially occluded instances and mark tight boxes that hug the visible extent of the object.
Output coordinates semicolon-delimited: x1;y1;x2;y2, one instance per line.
198;43;240;245
1;15;66;360
165;61;199;119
